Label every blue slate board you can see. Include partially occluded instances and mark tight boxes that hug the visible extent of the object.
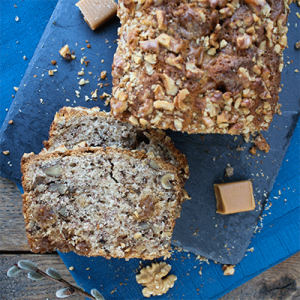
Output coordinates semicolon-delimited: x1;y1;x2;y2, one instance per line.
0;0;299;275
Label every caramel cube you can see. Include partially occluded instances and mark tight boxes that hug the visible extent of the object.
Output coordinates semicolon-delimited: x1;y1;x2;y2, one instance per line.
214;180;255;215
76;0;117;30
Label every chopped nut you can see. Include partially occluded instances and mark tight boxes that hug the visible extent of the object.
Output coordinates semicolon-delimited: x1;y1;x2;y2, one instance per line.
100;71;107;79
144;54;157;64
23;55;27;60
222;265;235;276
225;165;234;177
49;183;67;195
295;41;300;49
79;78;86;86
236;34;252;49
91;89;98;98
207;47;216;56
48;70;54;76
182;188;191;200
156;10;167;31
174;119;183;131
3;151;9;155
59;45;72;60
161;173;175;189
136;262;177;298
87;44;91;48
217;111;229;123
111;100;128;113
8;120;13;124
162;74;178;96
78;70;85;76
51;60;57;65
165;55;183;70
153;85;165;100
149;160;160;170
254;133;270;153
129;115;139;125
249;146;257;155
220;39;228;48
43;164;62;177
134;232;142;239
174;89;190;111
154;100;174;111
13;87;18;92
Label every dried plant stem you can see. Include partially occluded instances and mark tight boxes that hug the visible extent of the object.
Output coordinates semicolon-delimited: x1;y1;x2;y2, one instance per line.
14;264;95;300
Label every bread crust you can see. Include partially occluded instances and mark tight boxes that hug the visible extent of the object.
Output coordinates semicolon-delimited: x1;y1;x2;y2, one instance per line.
21;146;181;259
110;0;290;134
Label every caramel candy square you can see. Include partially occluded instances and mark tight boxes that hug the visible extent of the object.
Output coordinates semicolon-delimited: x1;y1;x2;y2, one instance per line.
76;0;117;30
214;180;255;215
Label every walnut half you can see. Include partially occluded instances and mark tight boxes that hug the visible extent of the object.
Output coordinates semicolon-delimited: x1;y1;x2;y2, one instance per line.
136;262;177;297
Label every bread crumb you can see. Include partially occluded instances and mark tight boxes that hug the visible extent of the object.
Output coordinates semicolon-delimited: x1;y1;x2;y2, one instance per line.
15;16;19;22
59;45;72;60
249;146;257;155
225;164;234;177
222;265;235;276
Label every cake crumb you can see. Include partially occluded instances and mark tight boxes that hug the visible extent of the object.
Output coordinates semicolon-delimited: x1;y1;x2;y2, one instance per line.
59;45;72;60
225;164;234;177
254;134;270;153
100;71;107;79
249;146;257;155
222;265;235;276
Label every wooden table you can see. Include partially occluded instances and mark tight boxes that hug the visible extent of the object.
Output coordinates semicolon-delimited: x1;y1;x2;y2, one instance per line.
1;176;299;300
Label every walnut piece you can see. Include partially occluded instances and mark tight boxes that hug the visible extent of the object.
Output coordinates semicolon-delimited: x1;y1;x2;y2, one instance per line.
136;262;177;298
254;133;270;153
59;45;72;60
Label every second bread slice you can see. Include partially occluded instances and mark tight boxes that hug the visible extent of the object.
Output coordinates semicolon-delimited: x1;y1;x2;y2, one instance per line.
43;106;189;185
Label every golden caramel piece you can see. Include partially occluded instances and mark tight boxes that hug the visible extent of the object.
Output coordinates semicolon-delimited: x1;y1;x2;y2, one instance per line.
76;0;117;30
214;180;255;215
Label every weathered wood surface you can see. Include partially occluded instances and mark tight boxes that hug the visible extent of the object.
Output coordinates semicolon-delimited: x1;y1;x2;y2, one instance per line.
0;254;81;300
0;177;29;251
0;176;299;300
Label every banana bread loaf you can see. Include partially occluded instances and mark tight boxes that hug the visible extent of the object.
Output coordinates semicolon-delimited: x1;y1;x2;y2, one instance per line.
21;146;181;259
44;106;189;185
110;0;290;134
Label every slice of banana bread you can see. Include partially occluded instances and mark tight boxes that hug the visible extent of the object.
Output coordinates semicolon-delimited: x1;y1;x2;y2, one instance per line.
21;146;181;259
43;106;189;186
